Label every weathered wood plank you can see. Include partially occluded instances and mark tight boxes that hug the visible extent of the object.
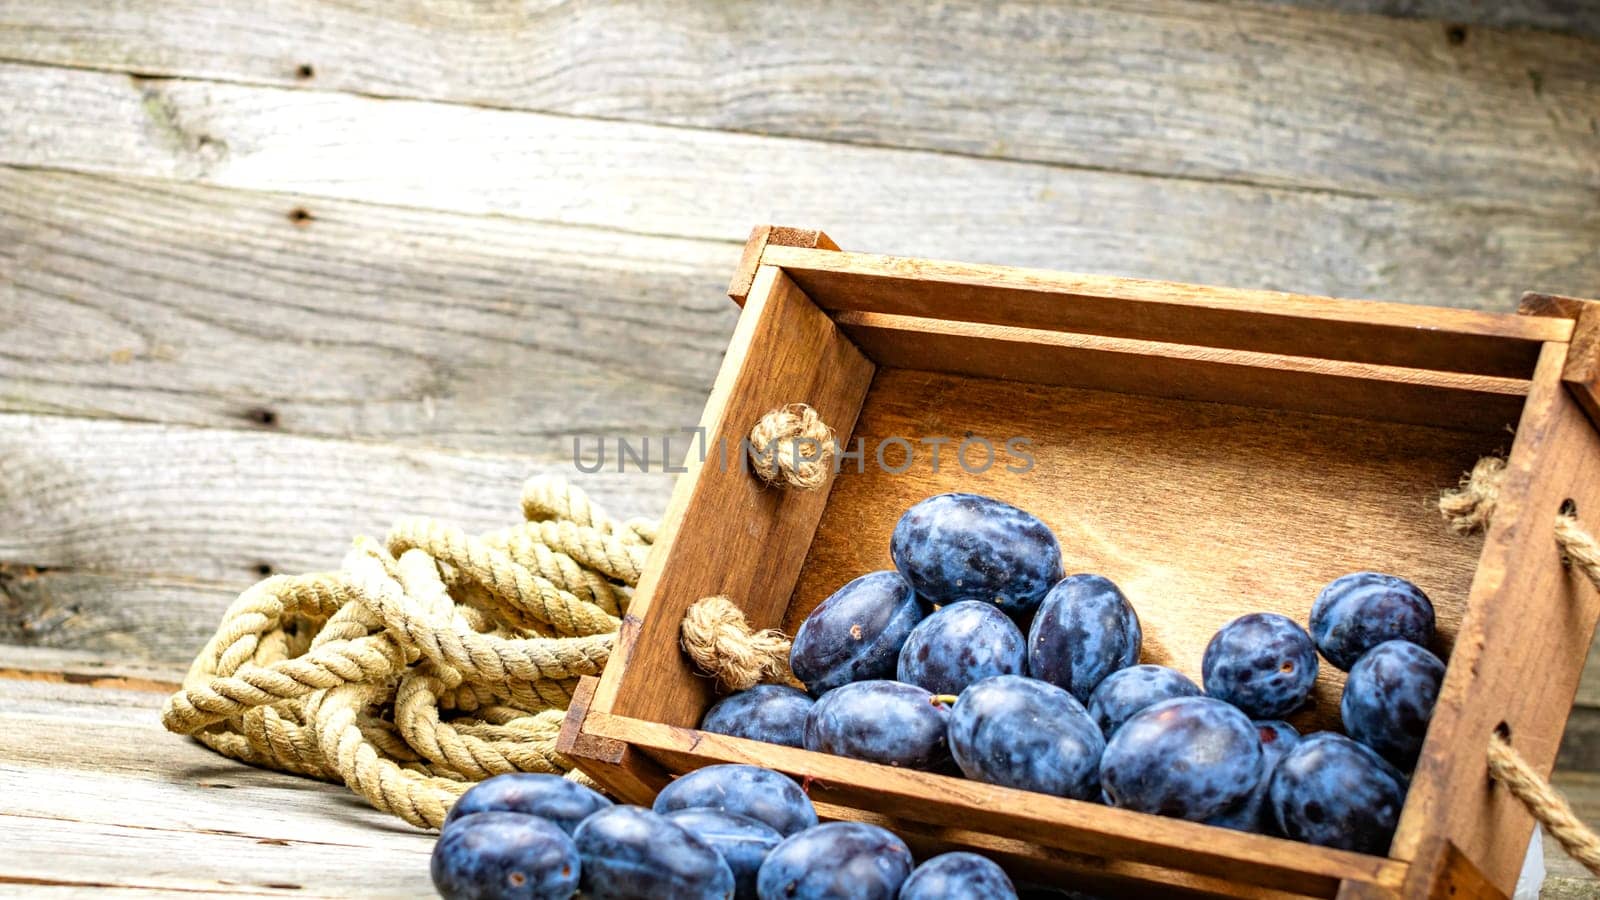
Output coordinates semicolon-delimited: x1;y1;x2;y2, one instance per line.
1268;1;1600;41
0;168;738;453
1;64;1596;309
0;645;185;688
0;568;240;671
0;412;669;588
0;1;1594;211
1559;706;1600;772
0;679;435;896
0;804;432;896
0;681;385;833
1578;635;1600;708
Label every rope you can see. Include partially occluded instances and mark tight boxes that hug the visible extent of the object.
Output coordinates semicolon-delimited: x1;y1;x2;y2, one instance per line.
161;474;651;829
1441;457;1600;877
748;403;835;490
1488;732;1600;878
164;405;824;829
1439;456;1505;537
680;595;795;691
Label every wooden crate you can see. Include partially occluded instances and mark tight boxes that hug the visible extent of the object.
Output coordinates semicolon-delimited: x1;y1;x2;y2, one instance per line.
558;226;1600;899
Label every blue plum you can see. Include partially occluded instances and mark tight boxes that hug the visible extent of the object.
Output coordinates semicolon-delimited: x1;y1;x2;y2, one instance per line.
1086;665;1202;736
653;764;818;837
1341;640;1446;770
666;809;782;900
899;852;1019;900
1310;572;1436;671
443;772;612;834
574;805;734;900
1255;719;1301;751
948;675;1104;800
1203;719;1301;834
1099;697;1263;821
1269;733;1407;854
1202;613;1319;719
1027;574;1142;702
700;684;815;748
804;680;950;770
755;822;914;900
890;493;1064;618
789;570;924;696
432;811;581;900
897;601;1027;695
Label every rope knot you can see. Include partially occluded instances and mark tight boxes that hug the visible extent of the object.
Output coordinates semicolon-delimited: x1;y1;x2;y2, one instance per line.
747;404;835;491
680;595;795;691
1440;456;1505;535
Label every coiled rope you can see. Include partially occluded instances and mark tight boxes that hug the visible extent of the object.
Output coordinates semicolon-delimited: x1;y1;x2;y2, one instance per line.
1441;457;1600;878
163;405;829;829
161;474;654;829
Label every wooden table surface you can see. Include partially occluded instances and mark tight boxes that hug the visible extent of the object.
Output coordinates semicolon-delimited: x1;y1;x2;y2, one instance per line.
2;1;1598;896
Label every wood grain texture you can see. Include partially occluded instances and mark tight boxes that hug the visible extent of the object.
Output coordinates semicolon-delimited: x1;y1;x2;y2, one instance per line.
728;225;838;305
592;267;875;721
0;412;669;587
0;168;738;453
1561;303;1600;429
2;63;1597;309
867;811;1316;900
1559;706;1600;773
1267;1;1600;40
0;567;237;669
835;311;1528;431
767;247;1570;377
0;645;184;689
0;678;436;897
790;367;1491;735
1396;342;1600;893
0;1;1595;211
1411;837;1505;900
554;676;669;806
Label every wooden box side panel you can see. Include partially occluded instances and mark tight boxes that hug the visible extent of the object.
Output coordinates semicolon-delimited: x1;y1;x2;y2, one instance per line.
592;265;875;723
869;813;1319;900
1394;340;1600;893
1560;302;1600;429
791;368;1491;734
588;714;1404;898
836;311;1527;432
765;247;1569;378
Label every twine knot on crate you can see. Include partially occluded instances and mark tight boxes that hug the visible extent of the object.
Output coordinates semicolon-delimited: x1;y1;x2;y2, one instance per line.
161;475;657;829
1441;456;1600;878
747;403;835;490
1442;457;1600;584
680;595;796;691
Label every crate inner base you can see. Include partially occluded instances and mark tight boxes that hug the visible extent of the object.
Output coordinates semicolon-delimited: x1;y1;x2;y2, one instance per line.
788;366;1500;733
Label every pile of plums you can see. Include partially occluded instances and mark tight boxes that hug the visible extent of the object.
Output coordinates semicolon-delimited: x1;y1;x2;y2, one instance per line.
700;493;1445;856
430;765;1019;899
431;491;1448;898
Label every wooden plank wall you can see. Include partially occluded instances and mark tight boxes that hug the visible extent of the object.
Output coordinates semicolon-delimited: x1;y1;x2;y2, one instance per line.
1;1;1598;895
